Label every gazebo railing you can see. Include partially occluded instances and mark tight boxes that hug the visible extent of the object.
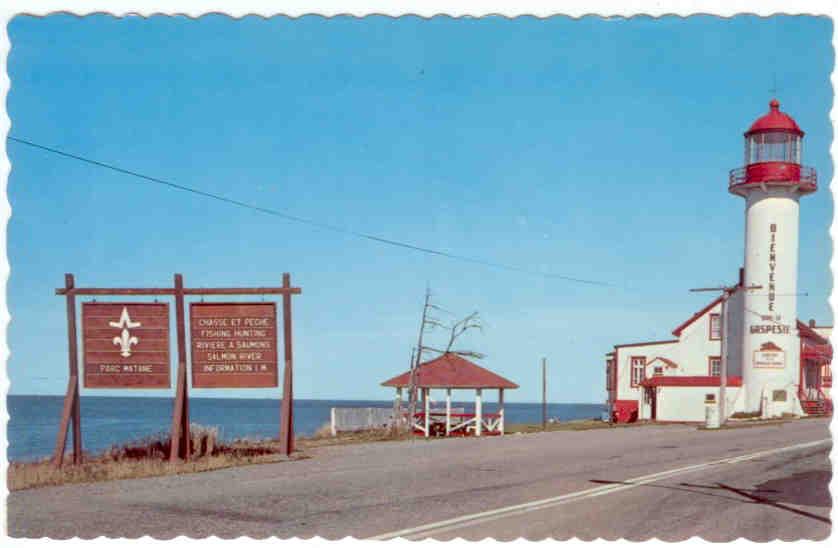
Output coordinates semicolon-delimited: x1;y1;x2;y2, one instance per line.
481;413;503;433
409;411;503;436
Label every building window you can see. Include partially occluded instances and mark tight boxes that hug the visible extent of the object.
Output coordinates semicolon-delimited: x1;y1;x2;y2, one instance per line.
654;366;663;376
709;357;721;377
630;356;646;387
709;313;721;340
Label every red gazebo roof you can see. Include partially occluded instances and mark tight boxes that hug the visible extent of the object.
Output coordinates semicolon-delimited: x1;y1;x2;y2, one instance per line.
381;353;519;389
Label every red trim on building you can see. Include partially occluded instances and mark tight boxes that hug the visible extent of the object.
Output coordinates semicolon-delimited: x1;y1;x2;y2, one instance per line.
614;339;678;349
611;348;619;405
647;356;679;369
672;295;723;337
640;375;742;387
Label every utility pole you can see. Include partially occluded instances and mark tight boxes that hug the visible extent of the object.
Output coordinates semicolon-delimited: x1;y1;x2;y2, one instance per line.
542;357;547;430
690;283;762;425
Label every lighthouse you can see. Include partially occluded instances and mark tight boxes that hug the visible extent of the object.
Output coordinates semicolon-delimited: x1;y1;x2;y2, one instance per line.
729;99;818;414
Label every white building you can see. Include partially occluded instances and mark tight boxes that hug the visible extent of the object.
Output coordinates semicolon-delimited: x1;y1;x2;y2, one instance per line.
605;100;832;423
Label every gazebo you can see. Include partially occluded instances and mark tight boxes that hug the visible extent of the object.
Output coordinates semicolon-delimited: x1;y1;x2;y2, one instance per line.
381;353;519;437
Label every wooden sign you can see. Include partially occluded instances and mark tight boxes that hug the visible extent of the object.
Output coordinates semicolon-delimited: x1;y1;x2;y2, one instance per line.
754;341;785;369
190;302;278;388
82;302;171;388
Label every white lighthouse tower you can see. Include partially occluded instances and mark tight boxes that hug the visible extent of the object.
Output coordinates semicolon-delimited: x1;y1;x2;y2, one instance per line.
729;99;817;415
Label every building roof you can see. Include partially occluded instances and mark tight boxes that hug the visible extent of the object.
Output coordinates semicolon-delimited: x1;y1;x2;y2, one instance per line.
648;357;679;369
640;375;743;388
613;339;678;350
745;99;804;137
671;294;724;337
797;320;829;345
381;353;519;389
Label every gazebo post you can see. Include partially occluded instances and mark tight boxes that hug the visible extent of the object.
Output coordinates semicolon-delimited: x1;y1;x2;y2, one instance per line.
423;388;430;438
395;387;403;429
499;388;505;436
445;388;452;436
475;388;483;437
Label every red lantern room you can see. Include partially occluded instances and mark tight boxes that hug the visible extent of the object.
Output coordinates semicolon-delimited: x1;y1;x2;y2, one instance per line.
729;99;817;196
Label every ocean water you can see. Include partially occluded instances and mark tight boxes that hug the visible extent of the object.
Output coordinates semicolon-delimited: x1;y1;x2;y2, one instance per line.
6;395;605;462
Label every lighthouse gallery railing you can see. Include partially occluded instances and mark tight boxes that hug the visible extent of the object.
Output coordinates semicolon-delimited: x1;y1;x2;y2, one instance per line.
728;164;817;189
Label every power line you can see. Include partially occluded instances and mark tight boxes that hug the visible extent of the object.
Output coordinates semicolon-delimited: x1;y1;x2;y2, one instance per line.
8;135;615;287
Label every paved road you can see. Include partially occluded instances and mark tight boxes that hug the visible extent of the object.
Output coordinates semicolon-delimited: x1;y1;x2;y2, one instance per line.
8;418;831;540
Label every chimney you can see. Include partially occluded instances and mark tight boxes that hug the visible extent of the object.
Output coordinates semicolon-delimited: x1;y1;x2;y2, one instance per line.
738;267;745;286
809;319;816;328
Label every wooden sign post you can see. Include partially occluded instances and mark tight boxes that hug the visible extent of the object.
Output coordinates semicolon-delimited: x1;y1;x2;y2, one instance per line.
53;273;301;467
280;272;295;455
53;274;82;466
169;274;190;462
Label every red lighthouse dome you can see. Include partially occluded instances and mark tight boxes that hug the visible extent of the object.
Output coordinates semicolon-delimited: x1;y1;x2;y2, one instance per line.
745;99;804;136
729;99;816;196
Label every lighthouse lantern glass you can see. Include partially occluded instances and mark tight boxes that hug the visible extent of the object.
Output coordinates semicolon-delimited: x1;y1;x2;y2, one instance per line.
744;132;801;165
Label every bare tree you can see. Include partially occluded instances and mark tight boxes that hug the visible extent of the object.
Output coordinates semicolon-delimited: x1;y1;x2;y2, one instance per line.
421;311;485;359
406;288;432;429
444;312;484;356
404;289;486;435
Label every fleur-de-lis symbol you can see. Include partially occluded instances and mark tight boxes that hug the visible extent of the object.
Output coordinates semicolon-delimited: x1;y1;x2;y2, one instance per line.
113;329;139;357
110;307;141;357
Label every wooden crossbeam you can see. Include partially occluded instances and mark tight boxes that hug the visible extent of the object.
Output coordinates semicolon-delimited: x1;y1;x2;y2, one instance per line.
56;287;301;296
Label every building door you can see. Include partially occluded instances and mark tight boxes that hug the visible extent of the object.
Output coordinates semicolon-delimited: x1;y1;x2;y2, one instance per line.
650;388;657;420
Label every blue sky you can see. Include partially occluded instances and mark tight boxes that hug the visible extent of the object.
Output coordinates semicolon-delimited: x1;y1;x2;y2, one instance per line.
5;14;834;403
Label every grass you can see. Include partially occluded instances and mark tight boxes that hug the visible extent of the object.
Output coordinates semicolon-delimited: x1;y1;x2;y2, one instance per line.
504;418;652;434
300;425;413;448
7;423;416;492
8;424;308;492
697;413;807;431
